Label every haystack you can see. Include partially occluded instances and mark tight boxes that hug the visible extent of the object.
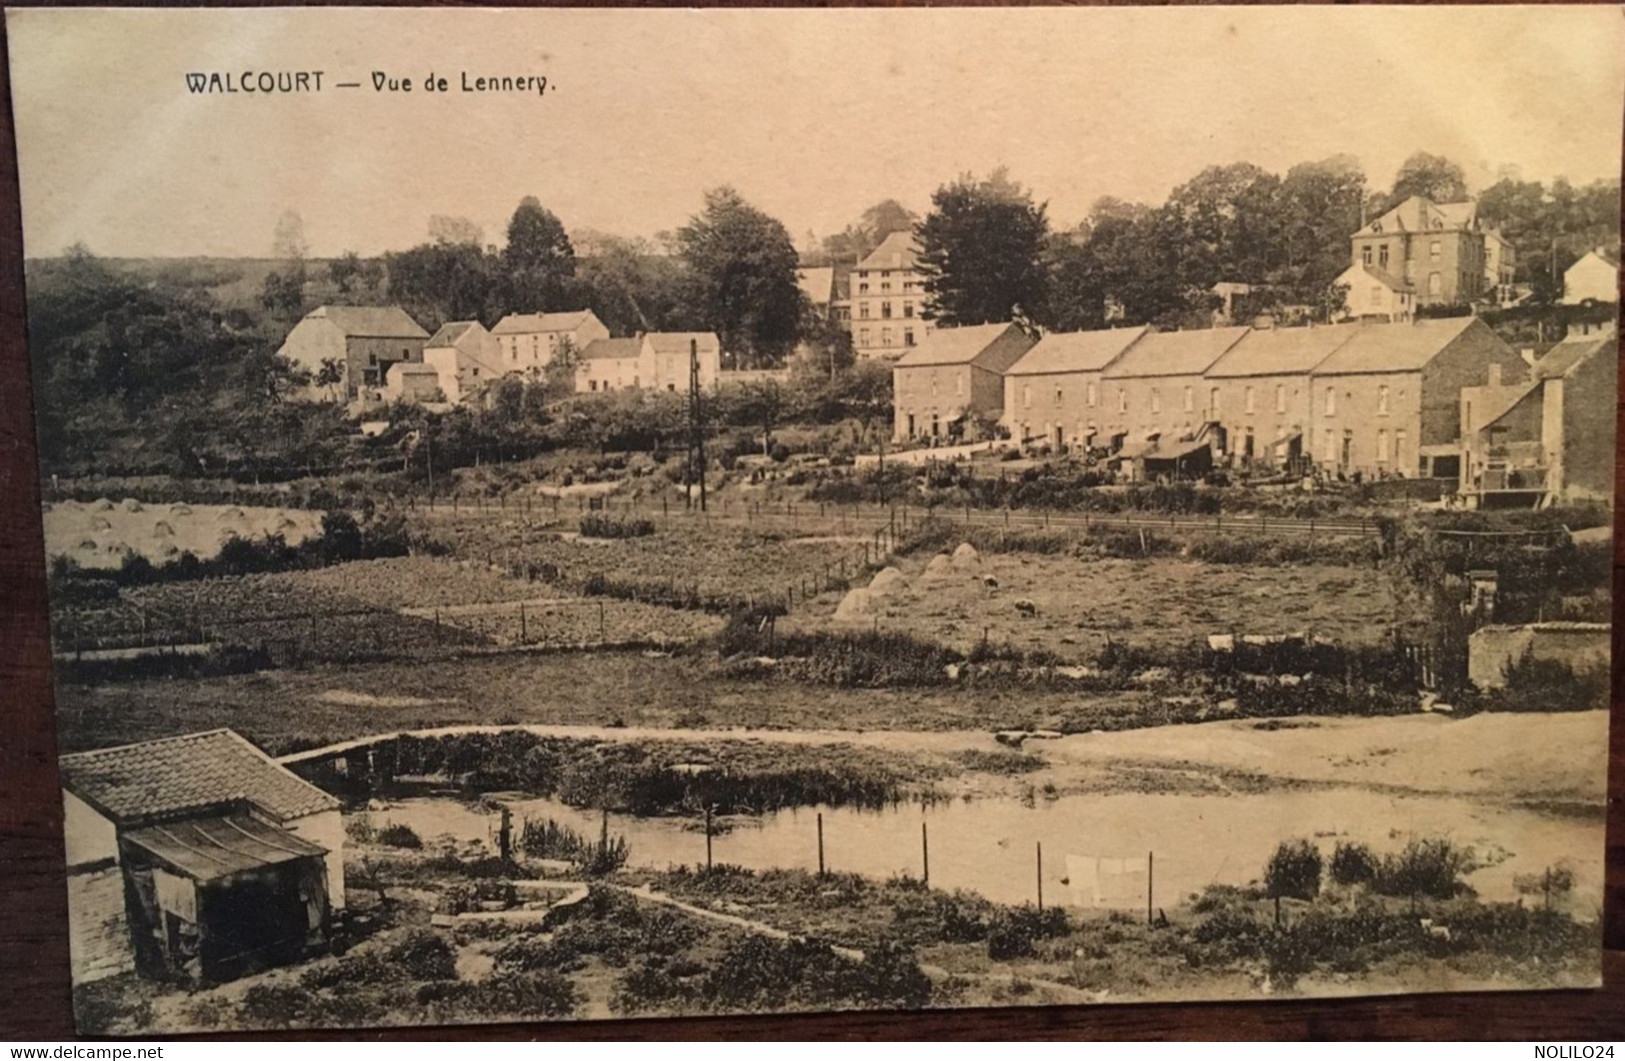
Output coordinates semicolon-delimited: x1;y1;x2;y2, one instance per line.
152;520;175;538
170;503;192;515
951;542;980;567
121;498;144;512
869;566;908;596
91;498;114;512
833;587;878;622
923;554;954;578
89;516;112;532
218;507;245;521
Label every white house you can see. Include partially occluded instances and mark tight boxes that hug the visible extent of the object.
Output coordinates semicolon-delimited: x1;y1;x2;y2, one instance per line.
59;730;344;985
1334;262;1415;322
576;332;723;394
1561;247;1620;305
490;309;610;373
422;320;504;403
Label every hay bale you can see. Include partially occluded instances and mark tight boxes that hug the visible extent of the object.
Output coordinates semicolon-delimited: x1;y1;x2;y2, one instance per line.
923;554;954;578
833;588;878;622
951;542;980;566
152;520;175;537
156;543;180;559
121;498;144;512
170;503;192;515
218;507;245;521
92;498;114;512
76;539;98;552
90;516;112;532
869;566;908;596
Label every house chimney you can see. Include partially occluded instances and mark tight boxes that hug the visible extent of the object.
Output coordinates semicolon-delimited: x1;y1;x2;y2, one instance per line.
1488;363;1501;387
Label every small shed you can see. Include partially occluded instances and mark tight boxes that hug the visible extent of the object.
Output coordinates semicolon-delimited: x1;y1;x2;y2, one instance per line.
59;729;345;985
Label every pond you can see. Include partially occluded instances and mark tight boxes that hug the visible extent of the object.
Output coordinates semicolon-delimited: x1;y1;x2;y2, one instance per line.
371;785;1602;912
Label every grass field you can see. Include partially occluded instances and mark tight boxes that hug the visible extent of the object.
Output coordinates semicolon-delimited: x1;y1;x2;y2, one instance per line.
42;498;321;567
791;549;1397;660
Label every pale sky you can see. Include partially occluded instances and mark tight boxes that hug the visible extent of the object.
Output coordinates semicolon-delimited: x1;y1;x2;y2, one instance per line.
7;5;1624;259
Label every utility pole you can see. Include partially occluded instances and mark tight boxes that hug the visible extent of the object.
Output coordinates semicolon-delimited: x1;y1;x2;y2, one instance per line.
688;337;708;512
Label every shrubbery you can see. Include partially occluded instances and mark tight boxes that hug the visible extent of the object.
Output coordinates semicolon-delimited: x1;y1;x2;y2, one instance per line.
579;513;656;539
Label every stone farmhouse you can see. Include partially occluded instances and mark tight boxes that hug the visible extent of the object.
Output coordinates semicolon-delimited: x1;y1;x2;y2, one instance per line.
276;305;430;401
1459;327;1618;506
59;730;343;986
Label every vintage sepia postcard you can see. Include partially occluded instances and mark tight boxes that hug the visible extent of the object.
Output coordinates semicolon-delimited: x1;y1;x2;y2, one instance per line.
6;4;1622;1035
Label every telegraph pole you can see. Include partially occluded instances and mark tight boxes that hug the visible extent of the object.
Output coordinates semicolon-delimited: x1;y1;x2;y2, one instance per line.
688;337;708;512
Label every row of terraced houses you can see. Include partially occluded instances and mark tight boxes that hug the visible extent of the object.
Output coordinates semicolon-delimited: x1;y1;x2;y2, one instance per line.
891;315;1617;504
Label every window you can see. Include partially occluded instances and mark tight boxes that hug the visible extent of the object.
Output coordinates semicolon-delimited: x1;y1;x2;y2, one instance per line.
1378;385;1390;415
903;302;915;318
882;270;892;279
1395;429;1407;470
1054;387;1063;406
667;383;676;392
955;375;963;396
860;303;870;319
1275;384;1286;413
1087;382;1097;407
1244;386;1255;414
589;379;598;391
1209;387;1220;415
471;367;478;378
882;301;893;319
1118;389;1127;413
904;329;915;347
1379;245;1390;269
881;327;892;347
1370;285;1384;307
1362;246;1373;266
1377;429;1390;462
1429;241;1441;262
859;328;870;346
1325;386;1337;416
859;283;870;294
881;282;891;293
1150;388;1161;414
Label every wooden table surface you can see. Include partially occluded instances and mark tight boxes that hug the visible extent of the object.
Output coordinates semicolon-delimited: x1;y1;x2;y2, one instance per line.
0;2;1621;1040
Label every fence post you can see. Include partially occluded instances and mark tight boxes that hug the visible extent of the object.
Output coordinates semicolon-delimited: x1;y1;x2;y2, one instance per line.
705;804;713;873
1147;851;1154;925
1036;841;1044;911
922;819;930;887
817;812;825;877
598;600;606;640
519;603;527;643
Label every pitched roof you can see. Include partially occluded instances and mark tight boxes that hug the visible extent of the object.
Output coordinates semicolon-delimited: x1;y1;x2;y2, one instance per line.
425;320;481;348
1340;262;1412;293
1535;335;1613;380
1102;326;1250;379
857;231;920;272
797;267;835;305
60;729;339;826
1207;323;1366;378
893;322;1036;371
491;310;597;336
580;338;643;362
124;811;330;883
645;332;721;355
1585;246;1621;269
1311;316;1482;375
1005;326;1148;376
309;305;428;339
1473;382;1542;433
1355;195;1477;238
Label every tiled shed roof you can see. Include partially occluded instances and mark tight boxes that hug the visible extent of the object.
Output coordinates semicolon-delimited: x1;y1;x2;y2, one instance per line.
60;729;338;826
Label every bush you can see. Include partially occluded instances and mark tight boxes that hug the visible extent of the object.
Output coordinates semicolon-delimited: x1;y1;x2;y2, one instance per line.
1329;842;1379;887
1264;839;1323;901
579;513;656;539
986;904;1070;960
387;929;458;981
375;823;423;849
1373;838;1477;900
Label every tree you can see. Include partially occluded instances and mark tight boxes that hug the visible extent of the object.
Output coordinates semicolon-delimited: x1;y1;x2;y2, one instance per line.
272;210;309;260
676;186;804;366
1264;839;1323;903
821;199;919;265
260;268;306;319
328;251;365;295
1386;152;1468;208
384;241;501;330
573;234;703;337
314;357;346;402
428;215;484;247
917;169;1050;327
1274;156;1367;306
502;196;577;312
